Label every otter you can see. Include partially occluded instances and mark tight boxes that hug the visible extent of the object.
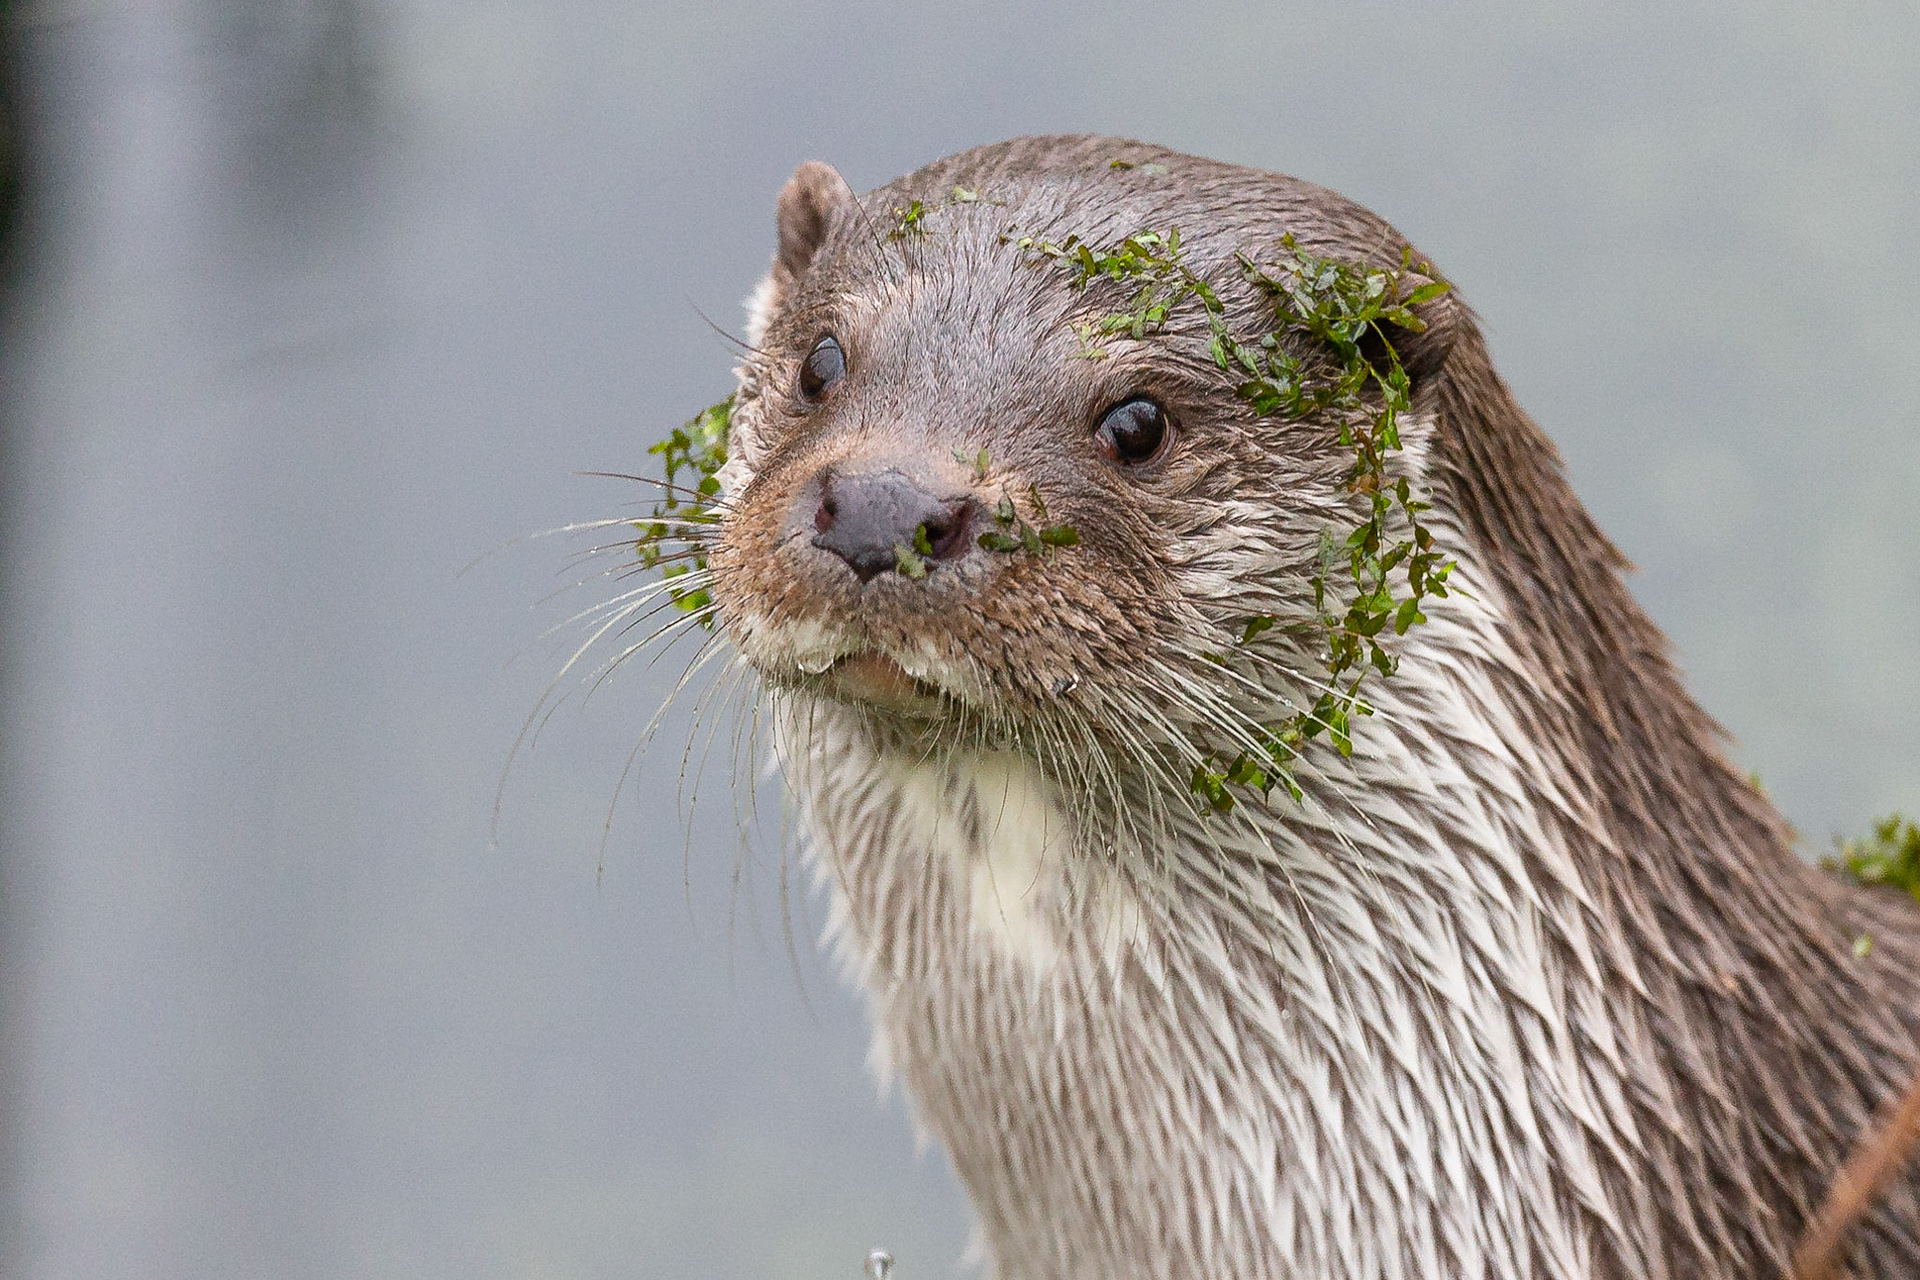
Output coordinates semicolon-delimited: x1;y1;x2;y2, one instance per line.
684;135;1920;1278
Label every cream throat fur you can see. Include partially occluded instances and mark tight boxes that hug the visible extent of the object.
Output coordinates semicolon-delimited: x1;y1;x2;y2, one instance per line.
684;135;1920;1277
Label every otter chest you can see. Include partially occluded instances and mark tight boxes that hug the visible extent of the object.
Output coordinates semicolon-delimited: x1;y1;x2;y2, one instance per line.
789;702;1632;1280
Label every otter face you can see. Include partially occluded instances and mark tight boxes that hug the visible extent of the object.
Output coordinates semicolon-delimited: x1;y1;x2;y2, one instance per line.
707;145;1457;807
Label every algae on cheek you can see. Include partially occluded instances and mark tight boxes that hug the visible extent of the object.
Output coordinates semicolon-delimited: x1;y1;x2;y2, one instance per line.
633;392;732;626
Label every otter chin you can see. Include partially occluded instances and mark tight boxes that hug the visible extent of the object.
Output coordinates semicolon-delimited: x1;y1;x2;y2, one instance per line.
815;651;947;715
689;135;1920;1279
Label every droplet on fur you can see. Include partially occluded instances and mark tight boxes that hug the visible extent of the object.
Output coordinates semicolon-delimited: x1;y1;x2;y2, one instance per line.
1052;672;1080;696
864;1249;894;1280
796;652;839;675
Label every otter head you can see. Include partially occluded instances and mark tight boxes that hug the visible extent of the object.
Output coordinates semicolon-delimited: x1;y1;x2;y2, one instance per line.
708;138;1461;824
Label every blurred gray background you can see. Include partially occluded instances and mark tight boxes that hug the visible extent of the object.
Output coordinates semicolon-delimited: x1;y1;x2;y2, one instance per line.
1;1;1916;1276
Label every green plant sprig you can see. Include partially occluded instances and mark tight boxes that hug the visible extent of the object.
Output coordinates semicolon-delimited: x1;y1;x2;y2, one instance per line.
1822;813;1920;956
1017;227;1455;813
894;523;934;580
888;185;1000;241
1825;814;1920;901
634;393;732;625
1010;229;1216;350
977;484;1080;556
890;487;1080;579
952;446;991;480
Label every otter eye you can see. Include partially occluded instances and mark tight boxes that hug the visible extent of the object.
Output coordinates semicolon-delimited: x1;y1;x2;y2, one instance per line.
1094;397;1170;466
798;334;845;401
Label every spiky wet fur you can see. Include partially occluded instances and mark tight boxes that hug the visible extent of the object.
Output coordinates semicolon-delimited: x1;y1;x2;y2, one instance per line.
686;136;1920;1277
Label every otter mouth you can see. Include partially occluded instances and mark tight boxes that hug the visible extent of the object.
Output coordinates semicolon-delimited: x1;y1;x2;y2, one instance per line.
795;649;950;716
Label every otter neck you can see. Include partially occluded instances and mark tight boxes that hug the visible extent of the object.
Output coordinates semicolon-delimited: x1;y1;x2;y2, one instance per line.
779;546;1662;1278
1416;339;1918;1274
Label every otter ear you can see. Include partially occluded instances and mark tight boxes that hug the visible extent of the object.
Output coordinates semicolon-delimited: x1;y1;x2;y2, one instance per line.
773;160;855;293
1388;271;1461;387
1347;267;1462;398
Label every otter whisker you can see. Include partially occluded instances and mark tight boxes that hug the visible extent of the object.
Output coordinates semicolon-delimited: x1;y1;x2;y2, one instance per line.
541;574;697;644
676;637;753;815
538;579;705;660
588;618;737;887
577;469;744;510
757;694;823;1012
564;553;720;602
595;638;743;883
537;594;685;741
719;660;764;832
595;727;652;884
1095;687;1215;858
689;676;776;966
534;560;661;611
566;537;716;572
606;578;721;650
540;522;716;596
594;597;723;703
1033;704;1121;847
1160;644;1418;786
1054;711;1128;839
494;576;693;839
577;593;717;697
1150;656;1300;759
461;514;688;578
688;296;772;359
1068;706;1171;863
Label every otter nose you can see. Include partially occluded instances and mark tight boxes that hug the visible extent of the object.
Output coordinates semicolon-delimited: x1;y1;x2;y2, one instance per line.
809;469;973;582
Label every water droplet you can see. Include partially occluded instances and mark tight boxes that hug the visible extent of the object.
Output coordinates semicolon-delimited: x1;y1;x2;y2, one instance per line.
864;1249;894;1280
796;652;840;675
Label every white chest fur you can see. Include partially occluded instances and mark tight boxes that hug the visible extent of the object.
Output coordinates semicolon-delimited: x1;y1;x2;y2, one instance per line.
889;748;1076;973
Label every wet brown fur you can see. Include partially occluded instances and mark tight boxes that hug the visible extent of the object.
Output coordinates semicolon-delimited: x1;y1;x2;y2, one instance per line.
709;135;1920;1276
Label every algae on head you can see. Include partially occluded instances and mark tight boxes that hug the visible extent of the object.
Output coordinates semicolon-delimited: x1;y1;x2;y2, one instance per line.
643;211;1458;810
634;393;732;624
